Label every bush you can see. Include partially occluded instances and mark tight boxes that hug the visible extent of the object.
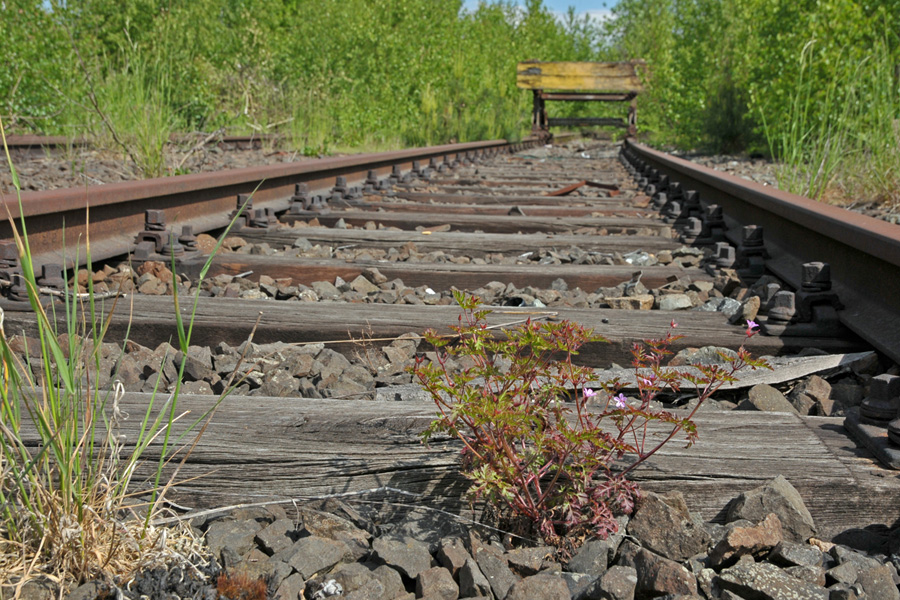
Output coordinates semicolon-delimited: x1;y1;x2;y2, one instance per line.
413;292;767;547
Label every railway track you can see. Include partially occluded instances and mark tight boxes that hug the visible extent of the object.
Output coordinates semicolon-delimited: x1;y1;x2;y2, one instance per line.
5;137;900;553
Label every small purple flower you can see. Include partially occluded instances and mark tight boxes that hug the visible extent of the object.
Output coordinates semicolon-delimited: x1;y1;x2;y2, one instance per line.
746;319;759;337
583;388;597;398
613;393;628;409
638;376;654;387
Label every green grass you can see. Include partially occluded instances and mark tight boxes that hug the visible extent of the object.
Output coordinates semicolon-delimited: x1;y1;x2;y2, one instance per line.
761;38;900;204
0;116;248;592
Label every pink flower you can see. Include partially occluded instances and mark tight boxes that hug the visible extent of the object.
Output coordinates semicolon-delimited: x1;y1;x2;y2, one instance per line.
638;376;654;387
670;319;678;329
746;319;759;337
613;393;628;409
583;388;597;398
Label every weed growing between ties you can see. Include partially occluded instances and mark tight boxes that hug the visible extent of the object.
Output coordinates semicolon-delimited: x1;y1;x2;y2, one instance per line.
413;291;769;551
0;117;248;595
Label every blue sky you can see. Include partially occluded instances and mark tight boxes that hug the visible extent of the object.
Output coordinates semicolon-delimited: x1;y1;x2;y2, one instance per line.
463;0;619;21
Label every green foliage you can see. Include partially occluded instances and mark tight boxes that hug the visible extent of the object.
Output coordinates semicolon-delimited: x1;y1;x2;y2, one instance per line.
3;0;607;150
412;292;767;546
606;0;900;201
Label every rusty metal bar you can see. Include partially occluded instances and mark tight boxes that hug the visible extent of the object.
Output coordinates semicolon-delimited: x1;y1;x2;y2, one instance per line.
1;139;536;269
625;139;900;364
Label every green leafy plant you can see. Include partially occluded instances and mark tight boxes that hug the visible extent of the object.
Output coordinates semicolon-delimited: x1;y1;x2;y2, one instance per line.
413;291;768;546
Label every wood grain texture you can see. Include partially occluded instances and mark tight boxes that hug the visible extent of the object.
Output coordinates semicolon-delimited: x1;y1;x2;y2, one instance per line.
17;392;894;540
188;255;711;290
237;228;677;255
279;210;668;234
516;61;643;92
345;201;645;218
2;298;867;365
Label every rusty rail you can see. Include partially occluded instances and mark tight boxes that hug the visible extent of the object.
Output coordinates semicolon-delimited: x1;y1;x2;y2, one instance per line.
624;139;900;365
1;139;539;271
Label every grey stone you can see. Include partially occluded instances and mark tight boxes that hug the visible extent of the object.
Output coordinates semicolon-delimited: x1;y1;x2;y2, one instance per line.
258;368;301;397
786;565;828;587
459;557;492;598
65;581;107;600
237;547;294;586
505;573;571;600
717;559;828;600
589;565;638;600
830;545;883;572
827;583;864;600
372;536;435;579
371;564;406;600
726;475;817;542
8;577;55;600
657;293;693;311
255;518;297;555
299;507;371;560
312;280;341;299
287;535;352;579
627;491;710;562
416;567;459;600
668;345;737;367
622;547;698;598
718;297;743;318
506;545;554;577
436;537;472;577
569;539;614;576
769;540;826;568
827;562;860;586
349;275;380;295
274;572;306;600
563;572;598;600
205;518;263;560
471;535;519;600
309;562;383;600
831;382;864;407
738;384;799;413
180;380;213;394
708;513;783;568
389;511;468;553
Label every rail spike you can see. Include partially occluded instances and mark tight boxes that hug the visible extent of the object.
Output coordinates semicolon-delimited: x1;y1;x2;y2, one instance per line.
760;261;845;337
132;209;199;262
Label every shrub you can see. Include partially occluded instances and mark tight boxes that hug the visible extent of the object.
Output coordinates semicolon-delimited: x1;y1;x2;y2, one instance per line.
413;291;767;547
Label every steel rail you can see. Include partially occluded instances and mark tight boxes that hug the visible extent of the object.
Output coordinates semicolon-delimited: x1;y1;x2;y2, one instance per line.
625;139;900;364
1;139;539;270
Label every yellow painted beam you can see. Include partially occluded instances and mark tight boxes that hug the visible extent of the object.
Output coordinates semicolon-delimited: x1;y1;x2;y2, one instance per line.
516;61;643;92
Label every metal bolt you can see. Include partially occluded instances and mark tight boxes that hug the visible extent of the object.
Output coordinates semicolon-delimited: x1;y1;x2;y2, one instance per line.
668;181;683;201
870;374;900;401
682;217;703;236
767;291;796;323
38;264;66;289
714;242;735;268
0;241;18;268
801;261;831;292
741;225;764;247
661;199;680;220
145;209;166;231
179;226;198;251
236;193;253;212
9;273;29;301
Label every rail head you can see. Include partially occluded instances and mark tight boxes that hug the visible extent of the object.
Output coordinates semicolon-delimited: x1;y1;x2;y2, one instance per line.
625;138;900;364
